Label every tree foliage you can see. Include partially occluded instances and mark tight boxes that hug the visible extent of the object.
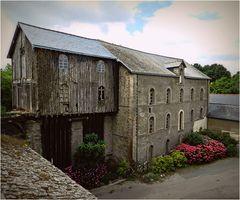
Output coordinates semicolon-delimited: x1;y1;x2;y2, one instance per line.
193;63;239;94
1;64;12;112
193;63;231;82
210;72;239;94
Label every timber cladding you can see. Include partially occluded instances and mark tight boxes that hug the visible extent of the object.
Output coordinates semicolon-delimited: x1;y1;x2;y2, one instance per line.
36;48;119;115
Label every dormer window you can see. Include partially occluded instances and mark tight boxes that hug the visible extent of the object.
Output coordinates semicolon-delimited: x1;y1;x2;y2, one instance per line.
97;60;105;73
179;67;184;84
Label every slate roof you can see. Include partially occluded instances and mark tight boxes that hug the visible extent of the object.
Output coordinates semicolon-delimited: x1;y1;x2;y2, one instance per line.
8;22;116;59
8;22;210;79
208;94;239;121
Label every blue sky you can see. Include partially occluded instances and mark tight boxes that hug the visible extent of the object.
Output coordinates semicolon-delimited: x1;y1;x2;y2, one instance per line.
1;1;239;74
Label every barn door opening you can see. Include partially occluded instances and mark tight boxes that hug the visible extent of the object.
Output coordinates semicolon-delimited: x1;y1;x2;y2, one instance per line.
41;115;71;170
83;114;104;140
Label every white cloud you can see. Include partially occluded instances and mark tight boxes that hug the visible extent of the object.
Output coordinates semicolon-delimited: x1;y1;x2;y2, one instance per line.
1;1;239;74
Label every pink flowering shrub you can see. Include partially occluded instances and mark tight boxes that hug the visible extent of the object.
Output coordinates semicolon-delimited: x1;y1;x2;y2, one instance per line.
65;163;108;189
176;139;226;164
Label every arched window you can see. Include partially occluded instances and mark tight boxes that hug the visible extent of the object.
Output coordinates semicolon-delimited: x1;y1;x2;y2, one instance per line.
180;88;184;102
179;110;184;130
149;88;155;105
58;54;68;82
200;88;204;100
166;88;171;104
179;68;183;84
98;86;105;101
191;109;194;122
59;54;68;74
59;84;69;103
200;107;203;118
166;113;170;129
190;88;194;101
97;60;105;73
149;116;154;133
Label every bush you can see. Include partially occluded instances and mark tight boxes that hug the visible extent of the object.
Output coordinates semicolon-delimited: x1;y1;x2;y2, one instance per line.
199;129;238;157
74;133;105;169
226;144;238;157
65;163;108;189
150;155;175;174
170;150;187;168
176;140;226;164
183;132;204;146
117;159;130;178
199;129;238;146
142;172;159;183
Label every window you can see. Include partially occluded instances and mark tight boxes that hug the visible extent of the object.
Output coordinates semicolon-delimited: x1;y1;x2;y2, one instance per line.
180;88;184;102
200;107;203;118
190;88;194;101
149;88;155;105
179;110;184;130
191;109;194;122
59;84;69;103
166;88;171;103
98;86;105;101
179;68;183;84
97;60;105;73
59;54;69;74
166;113;170;129
200;88;204;100
149;116;154;133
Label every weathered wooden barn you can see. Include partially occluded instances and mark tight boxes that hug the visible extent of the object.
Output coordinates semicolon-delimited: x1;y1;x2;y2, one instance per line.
7;22;210;169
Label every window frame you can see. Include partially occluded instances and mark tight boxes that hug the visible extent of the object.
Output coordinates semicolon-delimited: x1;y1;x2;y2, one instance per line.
149;88;155;105
166;88;171;104
149;116;155;134
98;86;105;102
180;88;184;102
166;113;171;129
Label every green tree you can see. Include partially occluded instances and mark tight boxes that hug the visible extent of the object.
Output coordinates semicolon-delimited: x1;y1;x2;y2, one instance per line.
1;64;12;113
193;63;231;82
231;72;239;94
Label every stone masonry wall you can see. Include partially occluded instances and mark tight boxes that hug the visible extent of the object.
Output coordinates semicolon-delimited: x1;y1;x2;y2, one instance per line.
111;66;137;161
136;75;208;163
25;119;42;155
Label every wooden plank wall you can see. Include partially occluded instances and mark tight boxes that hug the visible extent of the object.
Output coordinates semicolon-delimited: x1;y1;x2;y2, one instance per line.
36;48;119;115
12;29;38;112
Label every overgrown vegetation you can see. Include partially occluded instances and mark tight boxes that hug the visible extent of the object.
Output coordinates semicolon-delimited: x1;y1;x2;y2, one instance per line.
193;63;239;94
73;133;105;169
117;159;130;178
1;64;12;115
183;132;204;146
198;129;238;157
150;150;187;174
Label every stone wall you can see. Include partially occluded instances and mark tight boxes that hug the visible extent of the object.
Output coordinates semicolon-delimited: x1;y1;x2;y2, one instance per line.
25;119;42;154
111;66;137;161
71;120;83;159
136;75;209;163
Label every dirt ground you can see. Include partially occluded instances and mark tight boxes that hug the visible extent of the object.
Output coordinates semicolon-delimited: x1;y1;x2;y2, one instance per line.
91;157;239;199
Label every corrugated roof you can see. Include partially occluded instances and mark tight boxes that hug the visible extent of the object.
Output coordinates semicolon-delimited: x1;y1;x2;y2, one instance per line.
208;103;239;121
8;22;210;79
18;22;116;59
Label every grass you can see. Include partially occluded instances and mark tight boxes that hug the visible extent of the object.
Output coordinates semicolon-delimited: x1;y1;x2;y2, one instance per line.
1;134;28;147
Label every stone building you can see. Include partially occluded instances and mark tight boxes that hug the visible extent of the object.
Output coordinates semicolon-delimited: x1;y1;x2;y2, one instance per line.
7;22;210;168
208;94;239;141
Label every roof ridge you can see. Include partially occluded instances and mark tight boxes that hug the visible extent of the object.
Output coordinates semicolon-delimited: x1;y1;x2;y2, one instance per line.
99;39;183;61
18;21;99;42
18;22;183;61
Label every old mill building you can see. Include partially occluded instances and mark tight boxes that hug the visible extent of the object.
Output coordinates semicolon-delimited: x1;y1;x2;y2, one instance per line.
7;22;210;169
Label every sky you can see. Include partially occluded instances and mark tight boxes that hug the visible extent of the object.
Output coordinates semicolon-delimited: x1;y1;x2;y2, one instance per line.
1;1;239;74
